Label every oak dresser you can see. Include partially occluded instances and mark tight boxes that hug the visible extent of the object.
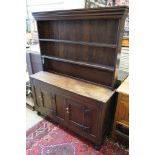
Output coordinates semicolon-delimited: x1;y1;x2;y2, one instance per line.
30;6;128;150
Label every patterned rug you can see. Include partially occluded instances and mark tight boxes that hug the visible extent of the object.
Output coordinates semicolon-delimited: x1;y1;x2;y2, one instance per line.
26;119;129;155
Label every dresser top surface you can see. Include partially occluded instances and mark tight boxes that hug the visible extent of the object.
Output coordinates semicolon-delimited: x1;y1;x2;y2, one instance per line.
30;71;114;103
117;77;129;95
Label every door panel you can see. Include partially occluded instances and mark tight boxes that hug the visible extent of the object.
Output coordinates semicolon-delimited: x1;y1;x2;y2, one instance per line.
34;86;43;107
54;94;66;121
33;86;46;114
68;102;84;125
33;83;55;116
65;98;99;137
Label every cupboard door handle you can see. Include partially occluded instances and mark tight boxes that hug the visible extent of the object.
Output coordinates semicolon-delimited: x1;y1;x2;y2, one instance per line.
66;107;69;114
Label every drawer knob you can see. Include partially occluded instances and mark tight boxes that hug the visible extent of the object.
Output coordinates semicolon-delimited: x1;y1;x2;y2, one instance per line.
66;107;69;111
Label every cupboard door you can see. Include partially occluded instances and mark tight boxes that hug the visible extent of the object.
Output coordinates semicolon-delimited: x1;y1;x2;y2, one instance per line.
33;86;51;114
65;98;99;138
34;86;45;110
32;81;56;117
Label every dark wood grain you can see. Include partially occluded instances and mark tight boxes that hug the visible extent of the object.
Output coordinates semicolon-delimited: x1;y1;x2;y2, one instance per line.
31;6;129;149
40;42;116;67
30;72;116;147
42;55;114;71
44;59;113;88
33;6;128;21
34;6;128;88
39;39;117;48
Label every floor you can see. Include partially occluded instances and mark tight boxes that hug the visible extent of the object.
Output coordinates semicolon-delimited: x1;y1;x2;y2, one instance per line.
26;108;43;130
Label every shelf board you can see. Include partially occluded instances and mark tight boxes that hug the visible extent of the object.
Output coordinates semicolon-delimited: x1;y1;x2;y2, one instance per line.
42;55;114;72
39;39;117;48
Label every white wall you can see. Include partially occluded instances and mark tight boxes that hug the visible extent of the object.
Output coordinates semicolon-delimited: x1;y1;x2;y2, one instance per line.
64;0;85;9
26;0;85;42
120;47;129;72
26;0;85;18
26;0;64;18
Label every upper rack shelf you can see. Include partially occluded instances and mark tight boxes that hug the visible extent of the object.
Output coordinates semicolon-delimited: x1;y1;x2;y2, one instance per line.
39;39;117;48
42;55;114;72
